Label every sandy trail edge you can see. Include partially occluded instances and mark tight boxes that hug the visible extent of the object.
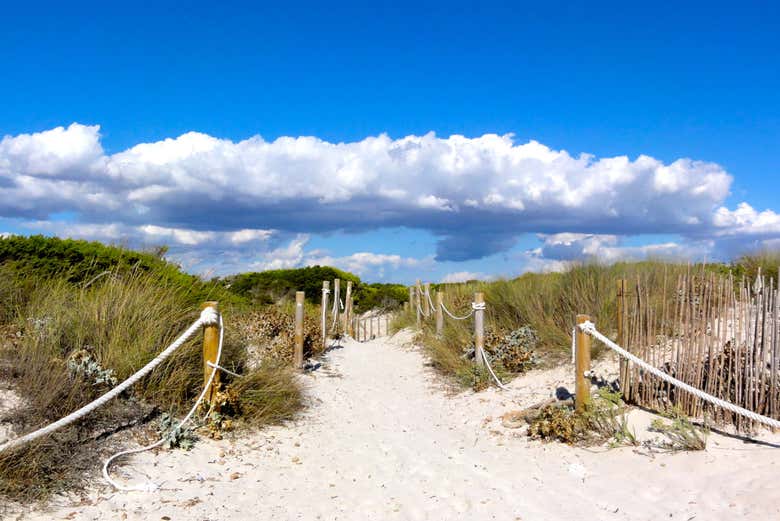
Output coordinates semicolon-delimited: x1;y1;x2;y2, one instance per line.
8;330;780;520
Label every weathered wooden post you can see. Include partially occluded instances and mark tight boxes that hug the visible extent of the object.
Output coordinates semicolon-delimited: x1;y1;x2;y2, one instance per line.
369;315;374;339
333;278;341;334
416;279;424;317
413;286;421;328
385;315;389;336
321;281;329;350
575;314;592;412
474;292;485;367
202;301;220;404
344;281;353;335
423;282;431;316
616;279;629;400
435;290;444;336
294;291;305;369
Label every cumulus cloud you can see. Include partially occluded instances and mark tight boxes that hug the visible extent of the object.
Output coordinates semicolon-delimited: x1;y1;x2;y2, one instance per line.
25;219;273;248
1;123;778;276
243;234;427;277
441;271;488;283
531;233;712;265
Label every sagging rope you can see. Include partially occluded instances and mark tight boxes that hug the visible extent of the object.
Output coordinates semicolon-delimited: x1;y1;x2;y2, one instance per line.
480;349;510;390
426;291;436;313
0;307;221;455
416;301;431;318
578;321;780;430
104;311;225;492
441;302;474;321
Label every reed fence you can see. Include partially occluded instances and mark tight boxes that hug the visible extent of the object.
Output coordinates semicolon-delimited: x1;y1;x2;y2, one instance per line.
620;268;779;430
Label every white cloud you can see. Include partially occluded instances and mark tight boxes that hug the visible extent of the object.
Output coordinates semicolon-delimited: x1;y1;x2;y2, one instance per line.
24;219;273;248
441;271;487;283
533;233;711;264
1;123;778;276
307;251;429;276
0;123;759;261
713;203;780;235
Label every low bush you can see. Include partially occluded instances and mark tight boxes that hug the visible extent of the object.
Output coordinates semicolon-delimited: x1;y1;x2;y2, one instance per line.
528;389;637;447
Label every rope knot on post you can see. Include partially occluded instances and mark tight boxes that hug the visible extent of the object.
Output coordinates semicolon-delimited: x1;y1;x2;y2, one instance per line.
471;302;486;311
199;305;220;325
577;320;597;334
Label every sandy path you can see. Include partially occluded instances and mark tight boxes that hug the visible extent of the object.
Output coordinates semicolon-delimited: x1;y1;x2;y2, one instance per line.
13;330;780;520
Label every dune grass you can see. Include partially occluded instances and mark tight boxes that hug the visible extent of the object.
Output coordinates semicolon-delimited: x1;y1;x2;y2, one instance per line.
393;260;728;389
0;266;304;502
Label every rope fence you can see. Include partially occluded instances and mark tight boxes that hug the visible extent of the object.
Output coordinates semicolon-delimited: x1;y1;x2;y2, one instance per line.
577;320;780;430
0;303;229;492
405;277;780;433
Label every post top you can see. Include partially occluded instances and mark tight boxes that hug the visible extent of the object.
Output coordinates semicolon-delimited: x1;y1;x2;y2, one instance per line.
323;280;330;288
295;291;305;302
201;301;219;310
474;292;485;303
576;314;591;323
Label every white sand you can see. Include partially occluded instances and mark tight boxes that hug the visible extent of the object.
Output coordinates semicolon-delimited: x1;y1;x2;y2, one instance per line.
8;330;780;520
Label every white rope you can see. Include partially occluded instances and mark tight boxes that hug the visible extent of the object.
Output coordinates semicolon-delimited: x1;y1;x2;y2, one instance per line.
103;312;225;492
322;288;330;295
472;302;486;311
481;349;510;390
207;360;242;378
416;301;430;318
339;298;345;311
578;321;780;430
571;327;576;364
0;307;219;454
426;290;436;312
441;302;474;321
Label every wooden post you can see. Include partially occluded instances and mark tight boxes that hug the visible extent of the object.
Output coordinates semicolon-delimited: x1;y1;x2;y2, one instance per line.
369;315;374;338
423;282;431;316
413;286;421;328
616;279;629;400
385;315;389;336
474;292;485;367
435;290;444;336
201;301;220;404
333;278;340;334
344;281;353;335
416;279;424;319
575;314;592;412
321;281;329;350
294;292;305;369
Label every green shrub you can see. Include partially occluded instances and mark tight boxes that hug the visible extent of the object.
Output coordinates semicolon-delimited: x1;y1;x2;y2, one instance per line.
222;266;408;312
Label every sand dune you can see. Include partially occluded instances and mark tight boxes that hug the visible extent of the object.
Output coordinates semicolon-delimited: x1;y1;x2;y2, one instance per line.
9;329;780;520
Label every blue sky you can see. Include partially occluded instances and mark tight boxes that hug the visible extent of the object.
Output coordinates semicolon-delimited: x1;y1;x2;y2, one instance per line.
1;1;779;283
